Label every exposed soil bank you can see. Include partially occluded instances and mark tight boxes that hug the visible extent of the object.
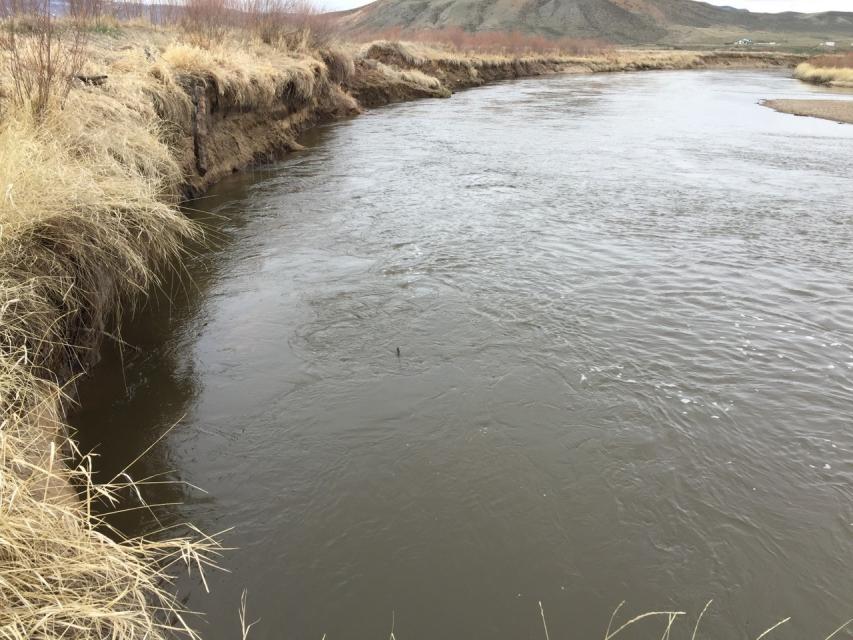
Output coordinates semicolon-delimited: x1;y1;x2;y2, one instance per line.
762;98;853;124
0;30;804;638
181;46;803;195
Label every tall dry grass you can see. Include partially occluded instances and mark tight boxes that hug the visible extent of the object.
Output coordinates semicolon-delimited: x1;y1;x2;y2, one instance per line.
0;372;222;639
0;0;87;117
0;8;225;636
0;91;213;640
532;600;853;640
0;10;362;635
795;53;853;86
177;0;338;50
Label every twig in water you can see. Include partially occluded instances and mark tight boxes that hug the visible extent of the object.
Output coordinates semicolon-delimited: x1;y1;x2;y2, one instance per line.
661;612;678;640
605;609;686;640
691;600;713;640
824;618;853;640
539;601;551;640
239;589;260;640
606;601;626;639
755;617;790;640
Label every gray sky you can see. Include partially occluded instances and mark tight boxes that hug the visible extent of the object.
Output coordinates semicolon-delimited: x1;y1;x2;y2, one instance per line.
322;0;853;14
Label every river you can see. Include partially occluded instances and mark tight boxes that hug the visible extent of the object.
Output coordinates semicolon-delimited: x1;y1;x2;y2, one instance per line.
73;70;853;640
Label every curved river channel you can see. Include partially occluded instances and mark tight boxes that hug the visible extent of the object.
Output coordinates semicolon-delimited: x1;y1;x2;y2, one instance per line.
74;70;853;640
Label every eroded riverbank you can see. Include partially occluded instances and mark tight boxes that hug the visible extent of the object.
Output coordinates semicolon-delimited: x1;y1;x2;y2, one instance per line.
0;22;806;636
74;69;853;640
183;45;804;195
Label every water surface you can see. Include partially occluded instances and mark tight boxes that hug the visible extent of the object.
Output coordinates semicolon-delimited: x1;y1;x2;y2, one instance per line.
74;70;853;640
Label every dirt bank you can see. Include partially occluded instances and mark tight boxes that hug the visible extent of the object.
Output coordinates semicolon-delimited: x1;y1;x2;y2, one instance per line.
0;25;805;639
762;98;853;124
181;44;802;194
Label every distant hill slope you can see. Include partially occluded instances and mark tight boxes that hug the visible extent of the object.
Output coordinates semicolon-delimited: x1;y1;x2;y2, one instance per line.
336;0;853;46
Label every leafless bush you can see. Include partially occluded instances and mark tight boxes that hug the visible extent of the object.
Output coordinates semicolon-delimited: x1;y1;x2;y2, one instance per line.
0;0;87;117
109;0;147;22
151;1;184;25
181;0;235;47
241;0;284;43
68;0;103;23
176;0;336;50
283;0;336;49
241;0;337;49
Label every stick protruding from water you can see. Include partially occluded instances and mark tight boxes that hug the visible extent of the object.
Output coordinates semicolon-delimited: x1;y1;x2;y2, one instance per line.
539;601;550;640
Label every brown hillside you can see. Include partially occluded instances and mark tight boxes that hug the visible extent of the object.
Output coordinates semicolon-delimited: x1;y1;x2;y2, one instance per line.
337;0;853;46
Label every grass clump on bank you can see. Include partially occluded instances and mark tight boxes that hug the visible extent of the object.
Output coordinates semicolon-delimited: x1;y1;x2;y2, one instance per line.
0;4;369;635
0;19;219;638
0;6;243;637
794;53;853;87
0;377;221;639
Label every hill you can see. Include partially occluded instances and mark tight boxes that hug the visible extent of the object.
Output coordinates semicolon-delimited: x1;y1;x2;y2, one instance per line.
336;0;853;46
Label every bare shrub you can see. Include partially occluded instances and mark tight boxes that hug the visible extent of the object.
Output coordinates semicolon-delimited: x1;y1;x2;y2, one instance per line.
177;0;335;50
68;0;103;23
182;0;235;47
211;0;335;49
155;0;185;25
0;0;87;117
242;0;290;44
110;0;148;22
290;1;338;49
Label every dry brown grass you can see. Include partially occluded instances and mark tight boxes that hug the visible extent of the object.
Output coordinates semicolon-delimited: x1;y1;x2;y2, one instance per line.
0;15;365;637
795;58;853;87
0;381;222;639
161;41;322;109
794;52;853;86
535;600;851;640
0;81;214;640
0;17;220;639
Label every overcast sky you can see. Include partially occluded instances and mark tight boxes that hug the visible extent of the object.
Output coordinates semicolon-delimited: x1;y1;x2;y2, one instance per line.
322;0;853;14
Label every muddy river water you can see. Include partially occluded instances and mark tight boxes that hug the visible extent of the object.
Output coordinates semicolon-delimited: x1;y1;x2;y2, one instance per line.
74;70;853;639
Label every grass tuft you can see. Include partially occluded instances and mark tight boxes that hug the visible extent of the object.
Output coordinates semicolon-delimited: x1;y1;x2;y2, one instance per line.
794;54;853;86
